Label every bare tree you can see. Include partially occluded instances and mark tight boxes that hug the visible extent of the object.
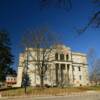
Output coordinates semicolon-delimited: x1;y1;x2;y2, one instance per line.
87;48;100;85
87;48;96;76
22;28;61;88
90;58;100;85
77;0;100;34
39;0;100;34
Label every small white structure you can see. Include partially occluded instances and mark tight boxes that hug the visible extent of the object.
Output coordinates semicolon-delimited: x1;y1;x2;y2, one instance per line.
6;75;17;87
15;44;89;87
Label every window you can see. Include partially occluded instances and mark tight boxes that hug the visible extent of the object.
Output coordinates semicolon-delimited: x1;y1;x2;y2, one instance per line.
78;66;81;71
79;75;82;80
44;76;47;80
55;53;58;60
60;54;64;61
36;77;39;80
66;54;69;61
7;78;10;81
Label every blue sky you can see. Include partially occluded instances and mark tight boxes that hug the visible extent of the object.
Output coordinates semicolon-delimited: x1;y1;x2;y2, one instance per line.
0;0;100;70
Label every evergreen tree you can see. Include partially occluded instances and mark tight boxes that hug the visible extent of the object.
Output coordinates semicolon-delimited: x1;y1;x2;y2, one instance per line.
0;30;14;82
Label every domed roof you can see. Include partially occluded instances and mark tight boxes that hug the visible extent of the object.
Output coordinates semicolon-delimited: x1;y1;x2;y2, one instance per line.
52;44;70;50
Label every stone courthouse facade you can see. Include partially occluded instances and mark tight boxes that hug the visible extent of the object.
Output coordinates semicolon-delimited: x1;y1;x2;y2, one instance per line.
15;45;89;87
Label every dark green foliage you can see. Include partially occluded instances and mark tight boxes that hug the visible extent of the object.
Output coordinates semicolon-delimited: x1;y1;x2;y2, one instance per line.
0;30;14;81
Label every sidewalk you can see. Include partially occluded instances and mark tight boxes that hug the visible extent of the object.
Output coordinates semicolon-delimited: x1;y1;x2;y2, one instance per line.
0;91;100;99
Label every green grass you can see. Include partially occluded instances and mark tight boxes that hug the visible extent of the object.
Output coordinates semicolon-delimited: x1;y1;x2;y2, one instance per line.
80;86;100;91
1;86;100;97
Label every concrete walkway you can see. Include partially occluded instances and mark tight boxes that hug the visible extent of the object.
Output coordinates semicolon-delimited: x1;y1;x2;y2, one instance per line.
0;91;100;100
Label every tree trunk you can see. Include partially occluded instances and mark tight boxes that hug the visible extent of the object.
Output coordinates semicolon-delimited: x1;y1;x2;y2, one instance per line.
40;75;44;87
24;85;27;94
40;68;44;88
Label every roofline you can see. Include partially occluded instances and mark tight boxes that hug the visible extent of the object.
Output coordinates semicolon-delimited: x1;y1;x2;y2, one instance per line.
72;52;87;57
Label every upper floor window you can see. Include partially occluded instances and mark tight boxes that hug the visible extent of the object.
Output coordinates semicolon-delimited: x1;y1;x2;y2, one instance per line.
55;53;58;60
60;54;64;61
14;78;15;81
66;54;69;61
7;78;10;81
78;66;81;71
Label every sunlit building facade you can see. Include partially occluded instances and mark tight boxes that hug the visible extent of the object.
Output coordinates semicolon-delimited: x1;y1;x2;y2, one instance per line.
15;45;89;87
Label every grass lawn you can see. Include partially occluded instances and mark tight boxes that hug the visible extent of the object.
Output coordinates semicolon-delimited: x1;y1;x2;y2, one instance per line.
0;86;100;97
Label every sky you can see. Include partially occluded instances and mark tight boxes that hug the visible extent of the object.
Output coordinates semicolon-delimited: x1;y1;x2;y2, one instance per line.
0;0;100;71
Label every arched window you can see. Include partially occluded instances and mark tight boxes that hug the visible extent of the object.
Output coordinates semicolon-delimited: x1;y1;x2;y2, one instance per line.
66;54;69;61
60;54;64;61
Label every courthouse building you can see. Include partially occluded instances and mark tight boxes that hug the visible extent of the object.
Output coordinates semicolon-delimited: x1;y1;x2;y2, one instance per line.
15;44;89;87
